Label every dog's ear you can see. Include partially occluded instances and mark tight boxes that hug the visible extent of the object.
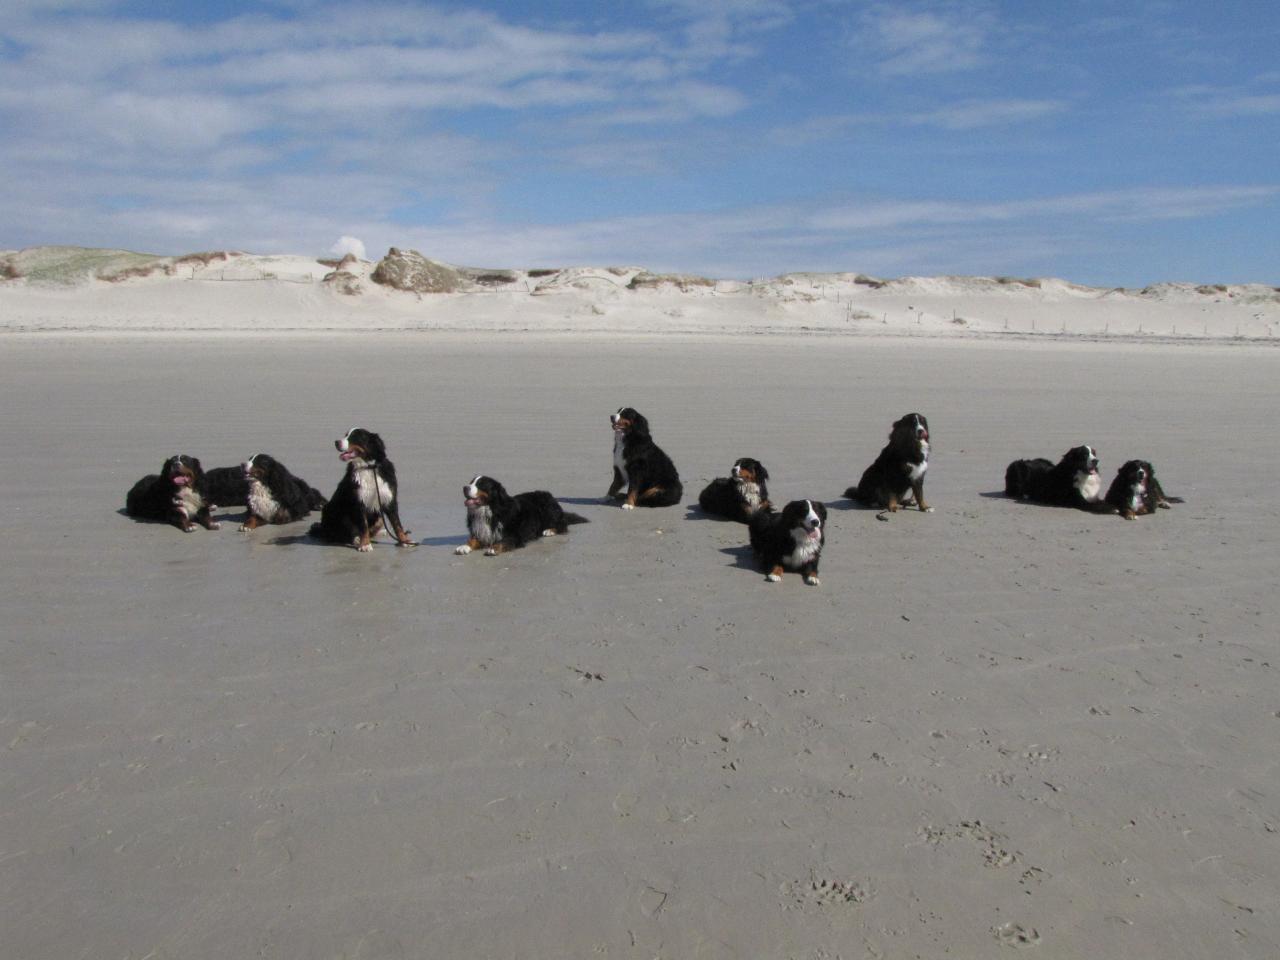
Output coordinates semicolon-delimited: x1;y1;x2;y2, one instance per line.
814;501;828;522
756;462;769;481
189;456;203;474
630;411;650;435
367;432;386;461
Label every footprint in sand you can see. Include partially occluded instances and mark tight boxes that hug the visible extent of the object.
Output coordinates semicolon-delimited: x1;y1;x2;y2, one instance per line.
993;922;1041;947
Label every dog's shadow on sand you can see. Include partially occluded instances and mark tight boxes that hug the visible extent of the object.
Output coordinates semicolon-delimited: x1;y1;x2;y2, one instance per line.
684;504;740;523
979;490;1077;510
559;496;613;507
719;544;759;572
825;497;875;513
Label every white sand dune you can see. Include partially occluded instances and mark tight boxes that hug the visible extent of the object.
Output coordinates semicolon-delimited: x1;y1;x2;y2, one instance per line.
3;245;1277;341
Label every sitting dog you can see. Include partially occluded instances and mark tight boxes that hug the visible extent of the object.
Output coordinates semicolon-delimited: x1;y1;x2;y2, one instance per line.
239;453;327;531
748;499;828;585
125;454;220;532
310;428;414;551
1004;445;1116;512
455;475;588;556
846;412;932;514
607;407;683;509
1104;459;1183;519
698;457;771;522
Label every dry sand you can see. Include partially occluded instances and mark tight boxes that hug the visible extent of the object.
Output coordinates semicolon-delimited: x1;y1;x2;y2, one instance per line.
3;332;1279;958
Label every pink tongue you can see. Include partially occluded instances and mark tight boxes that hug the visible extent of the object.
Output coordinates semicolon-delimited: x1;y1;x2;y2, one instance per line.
340;451;356;461
808;528;821;540
465;498;481;508
172;475;189;486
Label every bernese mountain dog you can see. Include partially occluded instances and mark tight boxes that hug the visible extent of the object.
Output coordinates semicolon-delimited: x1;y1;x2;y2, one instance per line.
1104;459;1184;520
238;453;327;531
204;466;249;510
607;407;683;509
455;475;589;556
845;412;932;514
748;499;828;586
698;457;771;522
1004;445;1117;513
125;454;220;532
310;428;414;551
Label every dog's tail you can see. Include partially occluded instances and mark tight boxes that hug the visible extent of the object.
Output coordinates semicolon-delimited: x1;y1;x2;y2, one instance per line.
1162;495;1185;505
561;512;590;525
308;521;323;538
307;486;328;510
844;485;862;502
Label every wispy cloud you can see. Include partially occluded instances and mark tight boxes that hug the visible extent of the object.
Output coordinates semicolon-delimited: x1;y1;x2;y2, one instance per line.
852;3;994;76
771;97;1067;144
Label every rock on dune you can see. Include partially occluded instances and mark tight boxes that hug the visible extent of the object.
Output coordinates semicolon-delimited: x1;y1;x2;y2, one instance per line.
369;248;465;294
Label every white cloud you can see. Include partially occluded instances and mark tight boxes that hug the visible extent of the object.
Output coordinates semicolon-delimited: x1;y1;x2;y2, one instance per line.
855;5;992;76
330;236;367;260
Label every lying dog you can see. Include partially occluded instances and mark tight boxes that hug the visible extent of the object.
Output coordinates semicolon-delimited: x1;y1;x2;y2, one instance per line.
846;412;932;514
1005;445;1116;512
125;454;220;532
607;407;683;509
204;466;248;510
310;428;414;551
1104;459;1184;519
697;457;770;522
455;475;588;556
748;499;827;585
239;453;327;531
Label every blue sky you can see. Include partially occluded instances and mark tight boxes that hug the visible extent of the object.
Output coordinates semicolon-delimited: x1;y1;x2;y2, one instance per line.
2;0;1277;284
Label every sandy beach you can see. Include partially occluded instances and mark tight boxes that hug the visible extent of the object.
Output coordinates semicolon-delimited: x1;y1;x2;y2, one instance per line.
2;331;1277;958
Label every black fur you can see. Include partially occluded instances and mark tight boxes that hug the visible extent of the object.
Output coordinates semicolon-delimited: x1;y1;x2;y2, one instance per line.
607;407;683;508
698;458;771;522
204;466;249;508
846;413;932;513
1004;445;1116;512
457;475;589;555
748;499;827;585
1104;459;1184;520
239;453;327;530
310;428;413;551
125;454;220;532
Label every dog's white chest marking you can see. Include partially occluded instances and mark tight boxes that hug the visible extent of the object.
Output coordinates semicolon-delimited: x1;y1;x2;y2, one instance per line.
905;440;929;482
468;505;502;545
247;480;280;521
613;433;629;486
174;485;204;514
787;529;822;570
737;479;762;512
355;466;393;513
1075;471;1103;502
1129;479;1147;514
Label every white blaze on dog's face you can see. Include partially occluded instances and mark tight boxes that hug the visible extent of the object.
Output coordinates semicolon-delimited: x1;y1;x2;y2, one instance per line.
802;500;823;540
1073;445;1103;501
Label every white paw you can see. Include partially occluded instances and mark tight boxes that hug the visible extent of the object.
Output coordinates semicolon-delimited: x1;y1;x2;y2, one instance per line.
208;522;221;531
924;507;935;513
182;524;195;533
621;502;635;511
766;573;782;582
805;576;821;586
455;544;472;555
238;523;250;533
541;529;556;537
484;547;499;556
357;542;373;552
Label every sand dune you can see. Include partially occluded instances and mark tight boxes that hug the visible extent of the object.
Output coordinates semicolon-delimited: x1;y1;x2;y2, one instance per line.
3;245;1278;341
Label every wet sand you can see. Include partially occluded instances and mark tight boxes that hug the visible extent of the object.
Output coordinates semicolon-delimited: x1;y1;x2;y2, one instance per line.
3;333;1278;958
